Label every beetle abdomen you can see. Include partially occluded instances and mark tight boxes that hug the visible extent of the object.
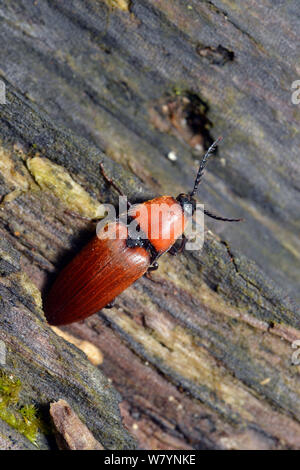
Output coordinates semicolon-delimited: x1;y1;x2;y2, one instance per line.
44;222;150;325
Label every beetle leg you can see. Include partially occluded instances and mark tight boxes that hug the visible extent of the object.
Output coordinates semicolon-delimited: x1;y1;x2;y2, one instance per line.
168;245;177;256
145;261;159;280
169;234;187;256
104;299;116;309
148;261;159;272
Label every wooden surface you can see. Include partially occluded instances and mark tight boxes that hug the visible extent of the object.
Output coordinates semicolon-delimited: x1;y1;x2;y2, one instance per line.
0;0;299;450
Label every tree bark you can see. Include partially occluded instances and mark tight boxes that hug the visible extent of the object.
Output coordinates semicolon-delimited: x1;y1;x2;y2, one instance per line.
0;0;299;450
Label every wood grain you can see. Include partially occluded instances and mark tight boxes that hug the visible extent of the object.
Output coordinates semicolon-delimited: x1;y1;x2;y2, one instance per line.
0;0;299;450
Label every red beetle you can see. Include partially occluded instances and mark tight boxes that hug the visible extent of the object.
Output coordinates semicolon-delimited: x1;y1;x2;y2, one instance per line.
45;138;241;325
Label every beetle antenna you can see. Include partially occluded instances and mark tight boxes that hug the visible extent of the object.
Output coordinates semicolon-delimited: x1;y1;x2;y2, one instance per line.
204;209;243;223
190;136;222;197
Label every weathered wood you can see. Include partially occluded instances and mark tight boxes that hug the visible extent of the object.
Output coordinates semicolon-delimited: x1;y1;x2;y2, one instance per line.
0;0;299;450
50;400;104;450
0;0;299;302
0;223;135;449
